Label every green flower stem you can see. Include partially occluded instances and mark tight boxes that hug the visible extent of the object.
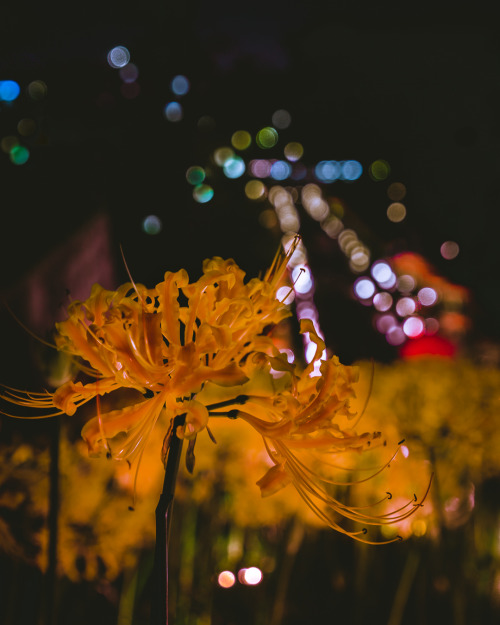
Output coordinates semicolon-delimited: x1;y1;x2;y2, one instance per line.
151;413;186;625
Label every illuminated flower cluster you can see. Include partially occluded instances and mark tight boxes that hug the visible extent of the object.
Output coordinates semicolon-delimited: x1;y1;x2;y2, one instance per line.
2;240;428;542
0;430;164;581
349;357;500;537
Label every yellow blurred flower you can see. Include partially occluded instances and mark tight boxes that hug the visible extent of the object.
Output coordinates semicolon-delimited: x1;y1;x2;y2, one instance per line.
349;357;500;537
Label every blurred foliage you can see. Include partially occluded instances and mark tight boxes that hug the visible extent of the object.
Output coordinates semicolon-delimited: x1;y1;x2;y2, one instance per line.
2;354;500;624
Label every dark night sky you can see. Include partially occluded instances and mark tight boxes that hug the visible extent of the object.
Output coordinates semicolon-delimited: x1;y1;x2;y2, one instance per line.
1;1;500;366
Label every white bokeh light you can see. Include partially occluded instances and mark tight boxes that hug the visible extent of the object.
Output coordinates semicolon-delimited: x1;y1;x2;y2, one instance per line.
418;287;438;306
354;277;375;300
403;316;425;338
371;261;392;284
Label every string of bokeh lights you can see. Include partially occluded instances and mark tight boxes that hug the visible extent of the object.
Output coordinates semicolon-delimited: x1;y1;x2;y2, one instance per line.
217;566;263;589
163;86;465;351
2;47;466;352
1;78;48;165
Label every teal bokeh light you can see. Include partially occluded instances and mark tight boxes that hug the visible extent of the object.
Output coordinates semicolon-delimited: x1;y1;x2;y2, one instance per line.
193;184;214;203
9;145;30;165
223;156;245;179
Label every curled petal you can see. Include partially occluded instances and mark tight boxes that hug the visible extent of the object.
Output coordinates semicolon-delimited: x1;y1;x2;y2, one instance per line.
256;462;292;497
52;380;118;415
299;318;326;367
178;401;209;440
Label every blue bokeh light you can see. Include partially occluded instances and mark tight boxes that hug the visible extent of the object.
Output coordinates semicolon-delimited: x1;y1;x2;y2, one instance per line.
341;160;363;181
142;215;162;235
0;80;21;101
164;102;183;122
107;46;130;69
171;75;190;96
270;160;291;180
315;160;341;183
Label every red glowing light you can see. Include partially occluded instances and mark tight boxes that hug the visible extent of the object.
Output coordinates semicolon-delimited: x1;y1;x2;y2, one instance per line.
399;335;456;359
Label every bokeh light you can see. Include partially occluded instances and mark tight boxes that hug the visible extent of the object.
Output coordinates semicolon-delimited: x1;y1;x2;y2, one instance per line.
377;270;397;290
292;265;314;295
214;147;234;166
193;184;214;203
218;571;236;589
440;240;459;260
27;80;47;100
164;102;183;122
397;274;416;293
387;182;407;201
1;136;19;153
426;317;440;334
403;316;425;338
270;160;291;180
296;301;319;322
256;127;278;149
353;277;375;300
305;341;318;364
231;130;252;150
276;286;295;305
258;209;278;229
349;247;370;273
119;63;139;83
321;215;343;238
249;159;271;177
338;229;358;254
395;297;416;317
341;160;363;181
107;46;130;68
9;145;30;165
245;180;266;200
272;109;291;129
418;287;438;306
0;80;21;101
185;166;205;185
386;325;405;345
387;202;406;222
330;197;345;219
284;142;303;162
17;118;36;136
238;567;263;586
315;160;341;183
373;292;393;312
223;155;245;179
369;159;390;181
142;215;162;235
301;185;329;221
170;75;190;96
371;261;393;285
376;313;397;334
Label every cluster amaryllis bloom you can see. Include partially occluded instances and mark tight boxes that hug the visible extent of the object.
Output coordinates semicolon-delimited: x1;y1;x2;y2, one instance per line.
2;239;429;542
196;319;430;543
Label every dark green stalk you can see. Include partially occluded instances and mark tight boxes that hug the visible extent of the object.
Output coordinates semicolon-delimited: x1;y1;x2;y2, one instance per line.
151;414;185;625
